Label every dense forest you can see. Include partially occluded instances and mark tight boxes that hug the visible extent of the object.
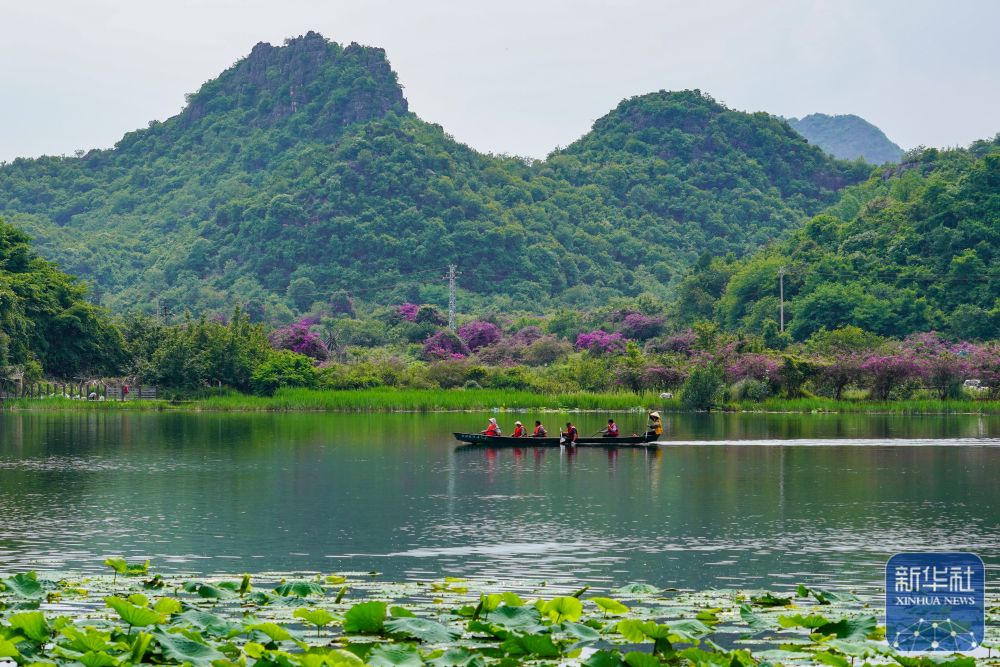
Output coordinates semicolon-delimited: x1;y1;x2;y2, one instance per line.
786;113;904;164
0;32;868;320
676;138;1000;342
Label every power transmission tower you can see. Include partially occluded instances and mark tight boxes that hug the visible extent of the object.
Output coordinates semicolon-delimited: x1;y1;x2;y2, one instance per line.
778;266;786;333
447;264;458;331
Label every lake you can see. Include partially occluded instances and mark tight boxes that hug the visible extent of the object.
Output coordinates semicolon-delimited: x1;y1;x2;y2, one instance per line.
1;410;998;594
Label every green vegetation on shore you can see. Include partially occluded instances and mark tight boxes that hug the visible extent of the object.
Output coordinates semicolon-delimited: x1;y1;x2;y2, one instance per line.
6;388;1000;415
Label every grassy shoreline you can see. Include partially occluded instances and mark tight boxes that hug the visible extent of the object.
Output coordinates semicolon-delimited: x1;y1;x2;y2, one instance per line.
3;387;1000;414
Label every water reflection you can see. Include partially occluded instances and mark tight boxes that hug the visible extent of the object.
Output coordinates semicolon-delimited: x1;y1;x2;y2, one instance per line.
0;411;998;592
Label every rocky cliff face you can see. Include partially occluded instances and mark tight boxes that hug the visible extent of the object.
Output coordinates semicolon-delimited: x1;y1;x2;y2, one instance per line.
182;31;407;135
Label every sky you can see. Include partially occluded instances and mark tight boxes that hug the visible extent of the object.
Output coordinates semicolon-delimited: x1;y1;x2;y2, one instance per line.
1;0;998;163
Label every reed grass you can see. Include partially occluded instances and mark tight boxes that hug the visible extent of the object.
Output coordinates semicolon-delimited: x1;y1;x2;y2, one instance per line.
6;390;998;414
728;396;1000;414
194;387;665;412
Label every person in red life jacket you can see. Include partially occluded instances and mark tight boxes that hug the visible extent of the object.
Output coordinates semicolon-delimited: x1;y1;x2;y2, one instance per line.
481;417;501;436
602;418;619;437
532;420;547;437
511;421;526;438
562;422;579;445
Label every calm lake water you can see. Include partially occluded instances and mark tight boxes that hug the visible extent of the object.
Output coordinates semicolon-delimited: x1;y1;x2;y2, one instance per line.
1;410;998;593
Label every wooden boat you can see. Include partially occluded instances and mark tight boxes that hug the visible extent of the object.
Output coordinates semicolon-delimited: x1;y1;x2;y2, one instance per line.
453;432;658;447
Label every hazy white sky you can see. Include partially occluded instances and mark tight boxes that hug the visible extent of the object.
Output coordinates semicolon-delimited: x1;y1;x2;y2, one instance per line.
1;0;998;163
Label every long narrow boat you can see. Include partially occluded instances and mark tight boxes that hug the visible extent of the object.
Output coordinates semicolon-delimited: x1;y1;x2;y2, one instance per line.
453;432;658;447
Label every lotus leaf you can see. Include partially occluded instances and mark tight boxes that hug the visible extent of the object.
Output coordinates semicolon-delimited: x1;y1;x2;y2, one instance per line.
623;652;661;667
427;648;485;667
104;597;163;629
4;572;43;598
589;597;629;616
8;611;50;643
582;650;626;667
275;581;325;598
367;644;424;667
343;601;387;634
385;618;460;644
542;596;583;623
501;633;560;658
614;583;660;595
152;629;224;667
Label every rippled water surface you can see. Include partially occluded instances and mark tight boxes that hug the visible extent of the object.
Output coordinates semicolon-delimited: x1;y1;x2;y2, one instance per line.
1;410;998;591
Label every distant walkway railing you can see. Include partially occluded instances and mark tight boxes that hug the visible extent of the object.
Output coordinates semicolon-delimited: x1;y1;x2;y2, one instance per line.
0;382;158;401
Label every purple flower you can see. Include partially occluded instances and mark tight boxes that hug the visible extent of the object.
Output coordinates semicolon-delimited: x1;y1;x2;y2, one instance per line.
658;329;697;354
397;303;420;322
725;354;780;383
859;352;919;400
422;330;471;360
270;319;329;361
575;330;627;355
457;321;502;351
621;312;665;341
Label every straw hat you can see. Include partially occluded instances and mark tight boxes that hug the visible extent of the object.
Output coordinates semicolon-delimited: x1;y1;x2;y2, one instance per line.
515;421;522;426
489;417;497;423
649;411;661;419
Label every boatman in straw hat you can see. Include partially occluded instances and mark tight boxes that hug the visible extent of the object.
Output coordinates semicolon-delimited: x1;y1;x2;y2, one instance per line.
481;417;501;436
646;411;663;438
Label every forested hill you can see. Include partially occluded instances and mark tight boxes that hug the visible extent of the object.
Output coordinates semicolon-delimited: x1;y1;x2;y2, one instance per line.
786;113;905;164
675;137;1000;341
0;32;868;320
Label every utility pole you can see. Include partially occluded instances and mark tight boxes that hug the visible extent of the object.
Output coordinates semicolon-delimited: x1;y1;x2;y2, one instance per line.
778;266;786;333
447;264;458;332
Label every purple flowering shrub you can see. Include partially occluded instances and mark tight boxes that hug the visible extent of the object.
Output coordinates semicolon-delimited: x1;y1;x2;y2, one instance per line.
815;353;865;399
725;353;780;383
422;330;471;360
621;313;665;341
269;319;329;361
512;326;543;346
575;330;627;355
859;352;920;400
458;321;502;351
651;329;697;354
397;303;419;322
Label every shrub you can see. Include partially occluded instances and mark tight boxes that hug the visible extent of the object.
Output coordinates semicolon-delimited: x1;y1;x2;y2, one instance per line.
524;336;572;365
650;329;697;354
422;330;470;360
458;321;502;351
512;326;543;345
621;312;665;341
575;330;626;355
680;364;724;410
414;305;446;325
427;359;481;388
725;353;779;383
270;319;329;361
860;352;920;400
397;303;419;322
642;365;686;389
251;350;318;395
731;378;771;402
